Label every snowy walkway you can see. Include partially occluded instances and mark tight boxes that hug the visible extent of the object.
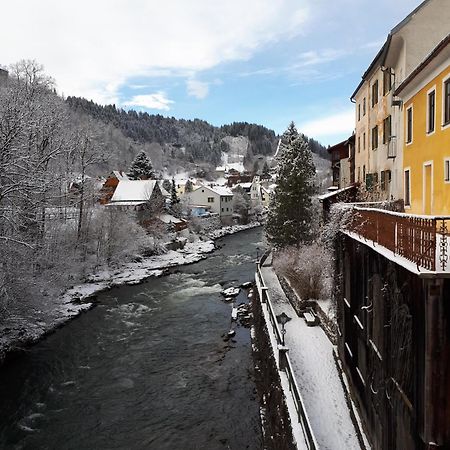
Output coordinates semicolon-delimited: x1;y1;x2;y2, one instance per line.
260;258;362;450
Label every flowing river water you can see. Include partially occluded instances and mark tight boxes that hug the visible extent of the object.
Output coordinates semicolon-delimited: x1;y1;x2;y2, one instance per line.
0;228;265;450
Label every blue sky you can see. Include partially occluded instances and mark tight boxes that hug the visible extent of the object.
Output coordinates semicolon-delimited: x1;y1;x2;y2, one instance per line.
1;0;423;145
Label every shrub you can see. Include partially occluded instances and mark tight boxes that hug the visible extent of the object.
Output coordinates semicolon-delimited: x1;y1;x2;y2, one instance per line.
273;243;333;301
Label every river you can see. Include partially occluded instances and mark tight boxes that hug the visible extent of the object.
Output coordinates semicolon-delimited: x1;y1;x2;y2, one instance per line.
0;228;265;450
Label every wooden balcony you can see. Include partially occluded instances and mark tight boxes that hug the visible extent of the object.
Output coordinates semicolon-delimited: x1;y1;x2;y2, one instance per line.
343;206;450;273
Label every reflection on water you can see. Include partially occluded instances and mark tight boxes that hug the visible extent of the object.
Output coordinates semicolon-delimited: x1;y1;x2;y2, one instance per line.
0;228;265;450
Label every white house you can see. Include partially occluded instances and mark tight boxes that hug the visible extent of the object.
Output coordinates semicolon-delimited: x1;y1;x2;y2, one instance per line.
108;180;164;211
188;184;234;218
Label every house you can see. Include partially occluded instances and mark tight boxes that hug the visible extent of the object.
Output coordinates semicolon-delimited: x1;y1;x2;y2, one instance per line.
99;171;129;204
187;184;233;219
107;180;164;212
394;33;450;215
250;175;274;208
327;135;355;188
335;3;450;450
352;0;450;201
157;214;187;232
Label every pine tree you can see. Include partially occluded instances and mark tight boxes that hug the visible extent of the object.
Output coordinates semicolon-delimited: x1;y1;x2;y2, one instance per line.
171;178;180;206
265;122;316;247
252;159;260;174
128;151;154;180
262;161;270;177
162;179;172;193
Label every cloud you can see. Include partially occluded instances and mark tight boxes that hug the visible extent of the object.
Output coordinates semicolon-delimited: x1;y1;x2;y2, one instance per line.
187;79;210;99
123;93;174;110
0;0;310;105
298;109;354;138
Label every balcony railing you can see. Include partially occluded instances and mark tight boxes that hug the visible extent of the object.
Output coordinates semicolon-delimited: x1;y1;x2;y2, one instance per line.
344;207;450;273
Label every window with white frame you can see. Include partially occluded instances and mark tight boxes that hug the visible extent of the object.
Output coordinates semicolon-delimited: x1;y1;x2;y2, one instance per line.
404;169;411;206
445;158;450;182
406;106;413;144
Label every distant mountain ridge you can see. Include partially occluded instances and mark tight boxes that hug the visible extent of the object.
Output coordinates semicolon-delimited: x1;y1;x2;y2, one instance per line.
66;97;329;168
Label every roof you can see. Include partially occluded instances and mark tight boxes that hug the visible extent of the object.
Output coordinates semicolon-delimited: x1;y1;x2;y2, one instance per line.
327;139;348;153
317;185;355;201
394;33;450;96
194;184;233;196
351;0;431;99
235;182;252;189
110;180;158;202
158;214;185;224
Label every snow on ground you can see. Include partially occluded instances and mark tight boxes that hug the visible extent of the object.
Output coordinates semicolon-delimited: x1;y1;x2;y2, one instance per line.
208;222;260;239
0;222;260;364
259;260;363;450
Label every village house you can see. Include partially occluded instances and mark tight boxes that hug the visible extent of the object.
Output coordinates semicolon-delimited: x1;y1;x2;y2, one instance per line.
187;184;233;220
334;3;450;449
352;0;450;201
394;34;450;215
327;135;355;189
250;174;274;208
108;179;164;212
98;171;129;204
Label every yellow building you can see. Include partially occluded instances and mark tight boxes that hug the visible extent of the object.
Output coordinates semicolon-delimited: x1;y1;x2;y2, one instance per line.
395;35;450;215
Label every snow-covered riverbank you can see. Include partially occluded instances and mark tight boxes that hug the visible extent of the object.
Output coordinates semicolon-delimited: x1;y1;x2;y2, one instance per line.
0;222;261;364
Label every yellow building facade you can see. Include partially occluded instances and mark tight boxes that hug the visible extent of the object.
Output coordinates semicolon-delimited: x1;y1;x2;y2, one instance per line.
395;36;450;215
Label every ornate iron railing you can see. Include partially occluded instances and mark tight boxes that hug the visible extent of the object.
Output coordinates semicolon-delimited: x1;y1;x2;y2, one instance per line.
345;207;450;272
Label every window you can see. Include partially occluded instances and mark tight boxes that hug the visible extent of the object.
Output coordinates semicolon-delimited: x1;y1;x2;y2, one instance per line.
406;106;413;144
445;159;450;182
444;78;450;125
363;97;366;116
383;115;391;144
363;132;366;150
221;207;224;212
371;80;378;107
372;125;378;150
427;89;435;133
226;207;229;212
358;136;361;153
383;69;392;95
358;104;361;121
207;197;214;203
380;170;391;191
404;169;411;206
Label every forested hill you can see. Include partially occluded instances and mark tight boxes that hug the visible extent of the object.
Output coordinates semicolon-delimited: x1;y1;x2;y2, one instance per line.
66;97;278;166
66;97;329;166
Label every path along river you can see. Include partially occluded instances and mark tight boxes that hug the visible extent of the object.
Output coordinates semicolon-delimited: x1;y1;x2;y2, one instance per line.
0;228;264;450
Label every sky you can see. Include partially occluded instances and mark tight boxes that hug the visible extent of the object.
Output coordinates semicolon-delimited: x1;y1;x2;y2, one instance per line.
1;0;424;146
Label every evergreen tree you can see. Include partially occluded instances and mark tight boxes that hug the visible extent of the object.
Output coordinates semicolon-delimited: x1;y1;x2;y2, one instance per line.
170;178;180;206
252;160;260;174
262;161;270;176
265;122;316;247
184;179;193;193
162;179;172;193
127;151;154;179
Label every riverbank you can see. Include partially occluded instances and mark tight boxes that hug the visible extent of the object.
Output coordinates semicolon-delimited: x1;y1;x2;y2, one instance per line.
0;222;261;365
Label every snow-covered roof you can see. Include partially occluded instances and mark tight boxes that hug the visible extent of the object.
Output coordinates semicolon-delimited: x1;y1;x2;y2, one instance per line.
317;185;354;201
193;184;233;197
112;170;129;181
235;182;252;189
111;180;158;202
158;214;184;224
208;185;233;196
